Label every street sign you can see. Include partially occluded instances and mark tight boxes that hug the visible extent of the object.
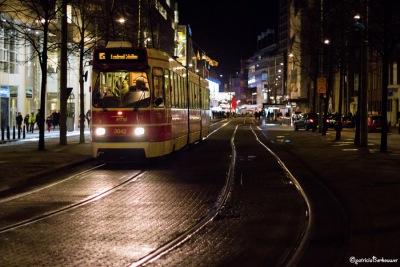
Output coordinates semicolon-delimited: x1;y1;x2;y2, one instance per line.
317;77;326;94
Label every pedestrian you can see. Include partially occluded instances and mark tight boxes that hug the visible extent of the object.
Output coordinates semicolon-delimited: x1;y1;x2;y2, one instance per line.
52;110;60;130
261;108;266;120
16;112;23;133
85;109;91;129
24;114;29;133
36;109;42;131
46;114;53;132
28;112;36;133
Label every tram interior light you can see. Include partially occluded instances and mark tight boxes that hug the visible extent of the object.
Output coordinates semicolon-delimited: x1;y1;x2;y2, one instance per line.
134;127;145;136
95;127;106;136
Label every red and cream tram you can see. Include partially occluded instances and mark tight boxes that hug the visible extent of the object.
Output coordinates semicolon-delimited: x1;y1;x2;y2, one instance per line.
90;41;211;161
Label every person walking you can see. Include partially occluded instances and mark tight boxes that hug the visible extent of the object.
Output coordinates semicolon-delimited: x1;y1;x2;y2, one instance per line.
46;114;53;132
16;112;23;133
36;109;43;132
24;114;29;133
28;112;36;133
52;110;60;130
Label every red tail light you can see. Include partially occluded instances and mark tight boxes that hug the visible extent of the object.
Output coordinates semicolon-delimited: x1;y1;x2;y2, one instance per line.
309;119;314;123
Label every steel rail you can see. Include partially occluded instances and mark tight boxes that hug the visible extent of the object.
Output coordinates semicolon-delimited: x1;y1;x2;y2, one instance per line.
129;121;237;267
0;163;106;204
250;125;313;266
0;170;145;234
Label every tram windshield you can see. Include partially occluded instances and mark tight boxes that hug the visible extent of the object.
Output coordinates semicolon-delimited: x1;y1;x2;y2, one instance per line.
92;71;150;108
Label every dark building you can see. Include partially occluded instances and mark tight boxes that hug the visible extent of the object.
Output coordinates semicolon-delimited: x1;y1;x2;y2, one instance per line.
96;0;178;56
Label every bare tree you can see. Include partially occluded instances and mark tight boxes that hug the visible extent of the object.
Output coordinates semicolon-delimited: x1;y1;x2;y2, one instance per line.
366;0;400;152
67;0;100;143
2;0;61;151
291;0;400;148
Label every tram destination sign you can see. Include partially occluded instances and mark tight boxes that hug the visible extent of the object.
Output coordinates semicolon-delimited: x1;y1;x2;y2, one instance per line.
94;48;147;64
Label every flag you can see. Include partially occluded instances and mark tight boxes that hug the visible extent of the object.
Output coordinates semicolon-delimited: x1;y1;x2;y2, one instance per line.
231;95;237;109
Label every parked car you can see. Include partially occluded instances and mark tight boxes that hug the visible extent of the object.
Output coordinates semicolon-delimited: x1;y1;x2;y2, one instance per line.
368;114;382;132
326;114;339;129
342;115;355;128
325;113;355;129
293;113;318;131
291;111;302;121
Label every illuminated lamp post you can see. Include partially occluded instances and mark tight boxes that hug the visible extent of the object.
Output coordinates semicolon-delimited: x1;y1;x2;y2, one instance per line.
353;14;368;146
322;38;331;136
117;17;126;40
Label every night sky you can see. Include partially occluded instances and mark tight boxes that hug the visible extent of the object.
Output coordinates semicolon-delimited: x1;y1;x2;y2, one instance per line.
178;0;279;75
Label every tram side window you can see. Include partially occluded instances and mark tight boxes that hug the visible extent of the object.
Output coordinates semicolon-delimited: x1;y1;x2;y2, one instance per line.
177;75;182;108
164;69;171;108
203;87;207;110
182;77;187;108
189;82;193;109
192;83;195;109
205;89;210;110
153;67;164;107
181;76;185;108
195;83;199;109
191;82;197;109
199;86;203;109
171;72;175;107
179;77;184;108
170;71;175;108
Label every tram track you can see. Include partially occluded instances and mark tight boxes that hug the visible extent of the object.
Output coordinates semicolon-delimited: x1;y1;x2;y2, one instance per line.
0;164;106;204
129;119;236;266
254;124;351;265
147;119;348;266
131;119;313;266
0;165;145;234
249;125;313;266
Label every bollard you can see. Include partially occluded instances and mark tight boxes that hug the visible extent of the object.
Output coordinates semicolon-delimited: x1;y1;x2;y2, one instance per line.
1;126;4;141
7;126;10;140
13;126;16;140
23;125;26;139
18;126;21;139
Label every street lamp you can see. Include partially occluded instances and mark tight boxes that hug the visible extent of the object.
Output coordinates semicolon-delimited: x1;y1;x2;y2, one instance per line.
117;17;126;40
353;14;367;146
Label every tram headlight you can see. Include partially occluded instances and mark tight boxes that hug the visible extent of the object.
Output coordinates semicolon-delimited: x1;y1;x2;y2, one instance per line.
95;127;106;136
134;127;145;136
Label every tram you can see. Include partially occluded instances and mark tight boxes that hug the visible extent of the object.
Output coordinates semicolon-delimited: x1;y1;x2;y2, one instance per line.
90;41;211;161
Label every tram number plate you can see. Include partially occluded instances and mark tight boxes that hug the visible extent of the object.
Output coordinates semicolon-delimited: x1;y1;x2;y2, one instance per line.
113;128;128;135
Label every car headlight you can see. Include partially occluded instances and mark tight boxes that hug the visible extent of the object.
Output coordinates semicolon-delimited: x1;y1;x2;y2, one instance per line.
95;127;106;136
134;127;145;136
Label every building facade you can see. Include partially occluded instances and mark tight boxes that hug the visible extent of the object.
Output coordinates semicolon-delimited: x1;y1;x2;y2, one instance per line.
0;0;180;131
242;0;400;127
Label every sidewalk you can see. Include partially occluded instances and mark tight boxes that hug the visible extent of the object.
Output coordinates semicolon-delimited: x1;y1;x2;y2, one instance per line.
261;123;400;263
1;127;78;144
0;129;92;195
